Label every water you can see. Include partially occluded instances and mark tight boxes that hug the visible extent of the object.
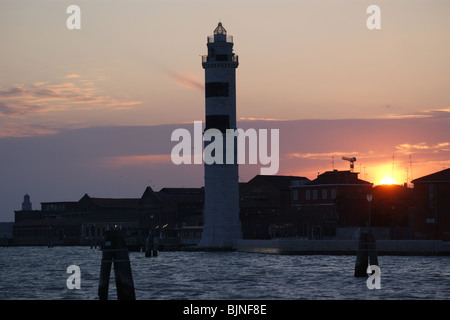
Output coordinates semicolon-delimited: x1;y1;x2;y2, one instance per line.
0;246;449;300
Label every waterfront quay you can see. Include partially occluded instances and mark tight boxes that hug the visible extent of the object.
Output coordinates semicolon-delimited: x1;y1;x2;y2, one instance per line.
234;239;450;256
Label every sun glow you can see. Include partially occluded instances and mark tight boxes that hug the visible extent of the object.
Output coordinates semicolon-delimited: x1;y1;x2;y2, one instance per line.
378;176;398;185
368;162;404;186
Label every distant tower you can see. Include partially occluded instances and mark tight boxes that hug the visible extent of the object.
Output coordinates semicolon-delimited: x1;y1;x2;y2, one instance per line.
22;194;32;211
198;22;242;248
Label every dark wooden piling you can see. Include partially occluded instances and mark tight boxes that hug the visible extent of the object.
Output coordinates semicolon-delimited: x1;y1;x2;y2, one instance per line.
90;225;97;249
98;246;112;300
145;233;158;257
354;231;368;277
145;235;151;257
152;237;158;257
354;229;378;277
98;229;136;300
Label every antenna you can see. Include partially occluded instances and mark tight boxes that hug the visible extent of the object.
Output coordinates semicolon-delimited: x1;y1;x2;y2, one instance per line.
409;154;413;181
406;167;409;185
392;154;395;181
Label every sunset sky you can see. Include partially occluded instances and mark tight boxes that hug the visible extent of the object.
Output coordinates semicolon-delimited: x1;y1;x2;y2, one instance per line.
1;0;449;221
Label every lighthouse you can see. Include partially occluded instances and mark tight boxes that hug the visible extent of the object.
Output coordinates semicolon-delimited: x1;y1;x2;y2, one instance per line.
198;22;242;249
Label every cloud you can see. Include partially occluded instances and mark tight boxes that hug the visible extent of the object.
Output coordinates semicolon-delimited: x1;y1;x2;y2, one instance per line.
101;154;172;167
0;76;144;137
396;142;450;154
0;78;142;116
239;117;288;121
0;100;45;117
163;71;203;92
381;108;450;120
0;74;142;138
0;87;25;97
0;122;60;138
65;74;81;79
286;151;361;160
423;108;450;119
0;102;16;115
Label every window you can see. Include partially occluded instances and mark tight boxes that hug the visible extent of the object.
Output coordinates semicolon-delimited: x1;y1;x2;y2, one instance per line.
305;190;311;200
331;189;337;199
205;82;229;97
216;54;228;61
313;190;318;200
293;190;298;201
322;189;327;200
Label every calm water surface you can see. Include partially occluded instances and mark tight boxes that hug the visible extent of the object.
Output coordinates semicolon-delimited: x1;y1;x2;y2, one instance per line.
0;246;449;300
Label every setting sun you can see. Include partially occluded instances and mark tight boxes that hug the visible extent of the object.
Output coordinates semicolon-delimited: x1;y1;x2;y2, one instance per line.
378;176;398;185
368;162;405;186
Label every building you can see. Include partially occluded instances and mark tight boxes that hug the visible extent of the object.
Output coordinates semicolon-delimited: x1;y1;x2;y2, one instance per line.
240;175;309;239
0;222;14;246
411;168;450;240
199;22;242;248
139;187;204;247
290;170;373;239
12;187;205;247
14;199;79;246
13;194;140;246
370;184;413;239
77;194;140;247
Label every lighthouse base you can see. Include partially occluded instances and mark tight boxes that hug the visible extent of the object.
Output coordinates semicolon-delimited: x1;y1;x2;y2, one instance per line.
198;164;242;249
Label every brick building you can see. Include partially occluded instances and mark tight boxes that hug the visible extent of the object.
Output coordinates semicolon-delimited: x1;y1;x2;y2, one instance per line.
370;184;413;239
13;188;204;247
13;199;80;246
411;168;450;240
290;170;373;239
13;195;140;246
239;175;309;239
139;187;204;246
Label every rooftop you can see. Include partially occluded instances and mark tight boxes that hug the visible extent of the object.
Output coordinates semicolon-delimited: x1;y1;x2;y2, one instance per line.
214;22;226;35
412;168;450;183
307;170;372;186
207;22;233;43
84;195;140;208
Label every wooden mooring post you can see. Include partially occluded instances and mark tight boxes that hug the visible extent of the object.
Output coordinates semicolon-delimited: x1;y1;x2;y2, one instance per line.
90;225;97;249
145;232;158;257
354;229;378;277
98;229;136;300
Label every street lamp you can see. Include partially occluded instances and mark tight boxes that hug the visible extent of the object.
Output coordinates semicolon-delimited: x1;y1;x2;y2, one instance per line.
366;194;373;227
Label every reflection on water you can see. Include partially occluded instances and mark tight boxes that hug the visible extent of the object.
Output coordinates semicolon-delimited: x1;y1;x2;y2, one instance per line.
0;246;449;300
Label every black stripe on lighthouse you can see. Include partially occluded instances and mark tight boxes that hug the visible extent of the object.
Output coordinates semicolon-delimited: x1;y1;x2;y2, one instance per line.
205;82;229;97
205;115;230;133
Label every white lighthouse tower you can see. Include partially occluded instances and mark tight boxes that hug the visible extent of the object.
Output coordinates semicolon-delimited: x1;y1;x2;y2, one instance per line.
198;22;242;249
